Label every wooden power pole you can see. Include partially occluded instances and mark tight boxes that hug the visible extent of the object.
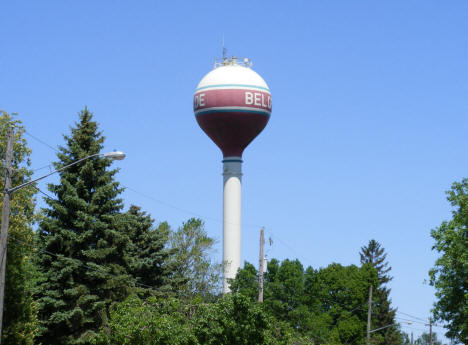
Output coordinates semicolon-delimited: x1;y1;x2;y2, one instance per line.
411;331;413;345
367;284;373;345
258;227;264;303
0;128;14;344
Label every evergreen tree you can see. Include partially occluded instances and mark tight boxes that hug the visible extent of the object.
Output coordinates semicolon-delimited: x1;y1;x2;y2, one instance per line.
0;112;38;345
35;108;130;344
360;239;392;285
123;205;172;295
360;239;401;345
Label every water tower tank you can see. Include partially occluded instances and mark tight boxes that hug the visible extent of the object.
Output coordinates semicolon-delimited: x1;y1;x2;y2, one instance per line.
194;57;272;293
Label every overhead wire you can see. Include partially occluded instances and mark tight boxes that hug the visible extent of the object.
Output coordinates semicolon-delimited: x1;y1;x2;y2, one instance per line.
24;130;60;153
8;185;157;292
20;130;446;331
32;164;54;174
8;233;155;291
396;311;428;323
23;130;311;266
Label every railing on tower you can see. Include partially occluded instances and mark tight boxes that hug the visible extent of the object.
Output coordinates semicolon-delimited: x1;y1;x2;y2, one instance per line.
214;57;252;69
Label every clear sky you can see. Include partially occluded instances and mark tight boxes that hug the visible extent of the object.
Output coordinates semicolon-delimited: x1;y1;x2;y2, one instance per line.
1;1;467;342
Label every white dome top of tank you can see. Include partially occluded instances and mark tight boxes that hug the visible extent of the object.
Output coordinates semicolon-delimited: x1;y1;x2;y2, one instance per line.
195;58;270;92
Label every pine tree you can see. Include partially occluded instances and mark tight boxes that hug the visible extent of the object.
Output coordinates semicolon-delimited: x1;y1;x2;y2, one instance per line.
123;205;172;295
35;108;131;345
0;112;38;345
360;239;392;285
360;239;401;345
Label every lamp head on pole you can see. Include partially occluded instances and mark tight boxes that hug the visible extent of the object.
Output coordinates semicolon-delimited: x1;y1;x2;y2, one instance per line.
102;151;126;160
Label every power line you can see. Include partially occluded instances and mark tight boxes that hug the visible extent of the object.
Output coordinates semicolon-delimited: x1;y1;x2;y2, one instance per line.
396;311;428;323
32;185;55;201
31;164;54;174
396;317;426;325
19;186;157;291
24;130;60;153
8;233;155;291
124;185;222;225
19;131;443;329
23;132;317;250
399;324;428;332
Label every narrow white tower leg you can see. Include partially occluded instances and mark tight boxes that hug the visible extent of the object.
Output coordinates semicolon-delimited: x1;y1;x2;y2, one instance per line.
222;157;242;293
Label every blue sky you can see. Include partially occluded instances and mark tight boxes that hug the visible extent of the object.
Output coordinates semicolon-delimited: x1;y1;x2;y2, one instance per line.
1;1;467;341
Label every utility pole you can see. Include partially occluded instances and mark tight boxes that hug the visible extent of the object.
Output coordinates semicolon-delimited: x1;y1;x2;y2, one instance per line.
367;284;373;345
0;128;13;344
258;227;264;303
429;318;433;345
411;331;413;345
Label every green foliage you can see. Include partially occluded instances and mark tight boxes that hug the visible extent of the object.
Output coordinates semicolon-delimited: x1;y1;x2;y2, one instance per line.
34;108;131;344
193;293;271;345
167;218;222;300
123;205;172;296
360;239;402;345
360;240;392;285
91;293;305;345
231;258;378;345
429;179;468;344
91;295;198;345
229;261;258;300
414;332;446;345
0;112;39;345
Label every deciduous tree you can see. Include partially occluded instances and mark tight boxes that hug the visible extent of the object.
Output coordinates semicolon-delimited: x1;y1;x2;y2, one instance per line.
167;218;222;300
0;112;38;345
429;179;468;344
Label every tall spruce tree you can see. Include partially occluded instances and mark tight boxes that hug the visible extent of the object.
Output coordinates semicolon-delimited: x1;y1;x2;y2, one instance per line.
0;112;38;345
35;108;131;345
360;239;401;345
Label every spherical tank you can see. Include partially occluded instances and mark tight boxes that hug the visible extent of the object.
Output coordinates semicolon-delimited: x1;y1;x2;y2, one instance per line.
193;58;272;158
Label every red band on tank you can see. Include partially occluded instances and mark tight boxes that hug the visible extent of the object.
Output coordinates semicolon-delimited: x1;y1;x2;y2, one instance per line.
194;89;272;114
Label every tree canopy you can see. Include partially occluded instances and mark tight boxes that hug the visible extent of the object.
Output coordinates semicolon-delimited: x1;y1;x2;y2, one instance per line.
0;112;38;345
429;179;468;344
34;108;131;344
231;258;378;344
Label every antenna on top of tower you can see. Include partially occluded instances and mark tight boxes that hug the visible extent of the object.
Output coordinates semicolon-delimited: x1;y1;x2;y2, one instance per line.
222;34;227;60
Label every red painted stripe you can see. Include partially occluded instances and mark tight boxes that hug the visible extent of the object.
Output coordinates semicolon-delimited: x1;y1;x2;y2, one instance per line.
194;89;272;113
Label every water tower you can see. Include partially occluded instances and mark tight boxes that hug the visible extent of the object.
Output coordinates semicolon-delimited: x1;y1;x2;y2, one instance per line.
193;57;272;293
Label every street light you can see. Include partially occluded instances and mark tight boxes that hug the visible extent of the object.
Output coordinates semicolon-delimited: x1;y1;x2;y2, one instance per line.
0;128;125;344
8;150;126;194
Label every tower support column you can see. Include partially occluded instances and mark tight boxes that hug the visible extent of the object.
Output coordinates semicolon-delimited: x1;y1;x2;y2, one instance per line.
222;157;242;293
